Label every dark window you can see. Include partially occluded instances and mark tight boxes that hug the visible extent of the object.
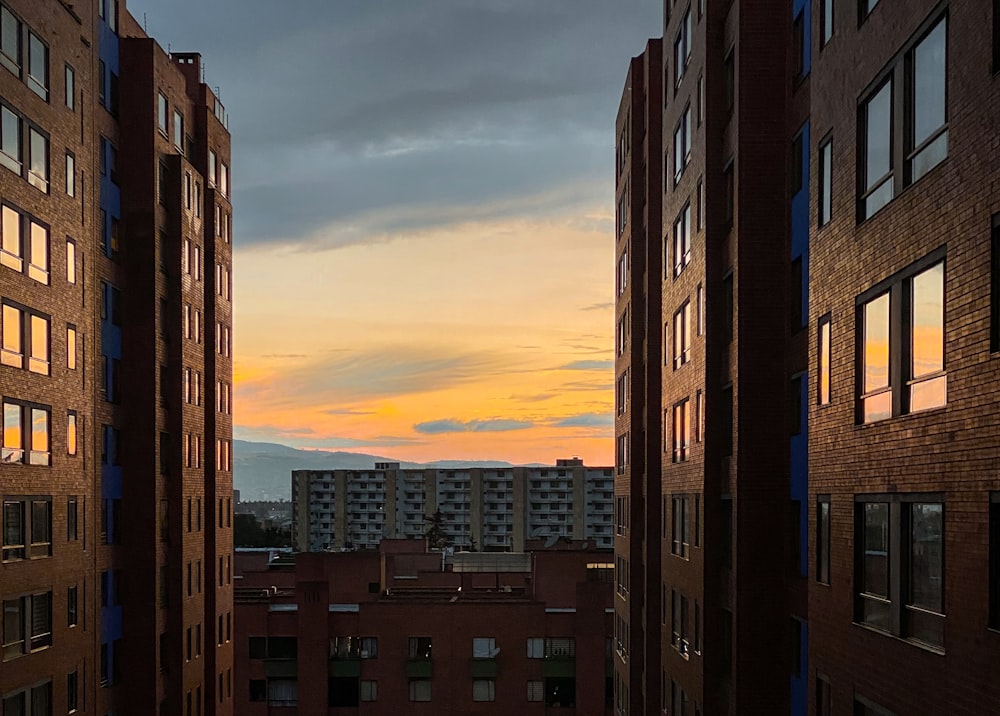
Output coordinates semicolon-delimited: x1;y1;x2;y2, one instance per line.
67;498;77;540
791;132;804;194
328;677;360;708
859;14;947;221
792;10;805;83
990;493;999;629
991;215;999;353
817;496;831;584
854;495;944;649
249;680;266;702
855;695;896;716
67;585;77;626
857;252;945;422
408;636;432;660
724;48;735;114
722;272;734;344
819;136;832;226
724;159;735;227
817;676;832;716
670;590;688;655
672;496;689;558
721;496;733;567
859;0;880;23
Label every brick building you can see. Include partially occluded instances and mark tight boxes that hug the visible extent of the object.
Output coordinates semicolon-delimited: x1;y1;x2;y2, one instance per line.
233;540;614;715
0;1;233;714
615;0;1000;715
292;459;614;553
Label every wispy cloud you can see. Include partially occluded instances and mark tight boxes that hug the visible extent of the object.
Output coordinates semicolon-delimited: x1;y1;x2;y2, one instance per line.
260;353;308;359
558;360;613;371
580;302;613;311
234;424;422;448
414;418;535;435
551;413;614;428
322;408;377;416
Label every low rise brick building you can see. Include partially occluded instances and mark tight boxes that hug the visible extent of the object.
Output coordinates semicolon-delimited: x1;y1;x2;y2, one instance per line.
234;540;614;715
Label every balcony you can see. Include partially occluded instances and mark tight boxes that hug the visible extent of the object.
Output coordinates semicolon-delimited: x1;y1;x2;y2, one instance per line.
470;657;498;678
405;659;433;678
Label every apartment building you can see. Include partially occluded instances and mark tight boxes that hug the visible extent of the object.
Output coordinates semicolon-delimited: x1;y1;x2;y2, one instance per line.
0;1;233;714
233;540;614;714
615;0;797;713
612;38;663;716
617;1;1000;715
291;459;615;554
808;1;1000;713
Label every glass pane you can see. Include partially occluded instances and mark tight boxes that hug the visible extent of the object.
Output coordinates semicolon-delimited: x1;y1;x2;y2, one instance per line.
908;502;943;612
865;176;894;218
910;374;946;412
863;503;889;598
911;131;947;182
862;595;891;631
1;8;17;63
29;314;47;373
28;33;45;84
67;241;76;283
67;414;77;455
819;320;831;404
820;141;832;224
29;221;48;283
67;327;76;369
29;129;47;180
1;107;19;166
911;263;944;378
30;408;48;465
3;403;22;462
2;304;20;366
913;20;946;148
864;293;890;392
864;391;892;423
865;81;892;190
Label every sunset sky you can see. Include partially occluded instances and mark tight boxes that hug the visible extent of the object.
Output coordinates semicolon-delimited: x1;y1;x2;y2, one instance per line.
131;0;661;465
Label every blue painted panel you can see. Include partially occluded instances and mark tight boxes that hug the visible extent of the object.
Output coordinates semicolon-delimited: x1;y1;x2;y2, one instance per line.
100;283;121;359
791;376;808;577
790;622;808;716
793;0;812;78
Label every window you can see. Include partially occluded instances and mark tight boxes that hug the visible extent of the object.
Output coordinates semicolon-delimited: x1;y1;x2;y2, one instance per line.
98;59;106;105
992;215;1000;353
472;637;496;658
858;254;945;422
673;7;692;87
617;248;628;296
157;93;168;134
696;73;703;125
527;680;544;702
2;302;49;372
694;389;703;442
220;162;229;198
1;105;20;174
27;30;47;100
821;0;834;45
65;64;75;109
0;6;19;75
855;695;896;716
817;676;832;715
617;181;628;236
616;432;628;474
793;10;806;83
2;401;50;466
408;636;432;660
817;496;831;584
28;126;48;192
672;496;689;557
818;316;831;404
819;136;832;226
618;310;627;356
65;152;75;197
472;679;495;702
408;679;431;702
990;493;1000;629
673;105;691;181
724;159;734;227
268;679;297;707
249;680;266;702
673;203;691;277
2;591;51;658
854;495;944;648
724;48;735;114
673;301;690;368
65;324;77;370
671;590;689;655
66;411;77;456
671;399;690;463
173;110;184;150
616;369;628;415
360;681;377;702
860;0;880;22
859;15;947;220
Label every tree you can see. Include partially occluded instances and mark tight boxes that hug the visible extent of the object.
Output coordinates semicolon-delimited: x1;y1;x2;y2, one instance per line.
424;509;450;550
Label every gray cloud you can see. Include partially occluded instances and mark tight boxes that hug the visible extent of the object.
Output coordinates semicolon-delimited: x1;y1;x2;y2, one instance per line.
414;418;534;435
580;302;613;312
551;413;614;428
233;424;422;448
558;360;614;371
129;0;661;248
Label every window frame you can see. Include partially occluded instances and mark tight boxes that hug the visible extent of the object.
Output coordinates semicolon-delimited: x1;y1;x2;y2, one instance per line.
818;135;833;227
855;248;946;423
857;11;948;222
853;493;946;650
817;495;831;584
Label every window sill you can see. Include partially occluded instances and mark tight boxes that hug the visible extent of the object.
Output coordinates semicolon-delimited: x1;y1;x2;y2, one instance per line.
855;403;948;428
852;621;945;656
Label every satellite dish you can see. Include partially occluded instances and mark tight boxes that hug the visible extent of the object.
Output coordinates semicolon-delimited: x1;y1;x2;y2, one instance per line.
544;535;559;549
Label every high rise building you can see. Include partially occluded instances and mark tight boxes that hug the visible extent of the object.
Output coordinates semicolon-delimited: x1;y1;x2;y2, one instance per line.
292;459;615;553
0;1;234;714
616;1;1000;714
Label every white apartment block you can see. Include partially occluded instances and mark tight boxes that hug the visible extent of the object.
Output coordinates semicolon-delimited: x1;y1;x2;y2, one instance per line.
292;459;614;552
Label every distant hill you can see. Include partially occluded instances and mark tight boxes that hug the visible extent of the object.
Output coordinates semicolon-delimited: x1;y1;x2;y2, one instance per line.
233;440;529;501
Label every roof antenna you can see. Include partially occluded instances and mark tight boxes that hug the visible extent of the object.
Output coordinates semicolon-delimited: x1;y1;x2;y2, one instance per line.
143;12;147;33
